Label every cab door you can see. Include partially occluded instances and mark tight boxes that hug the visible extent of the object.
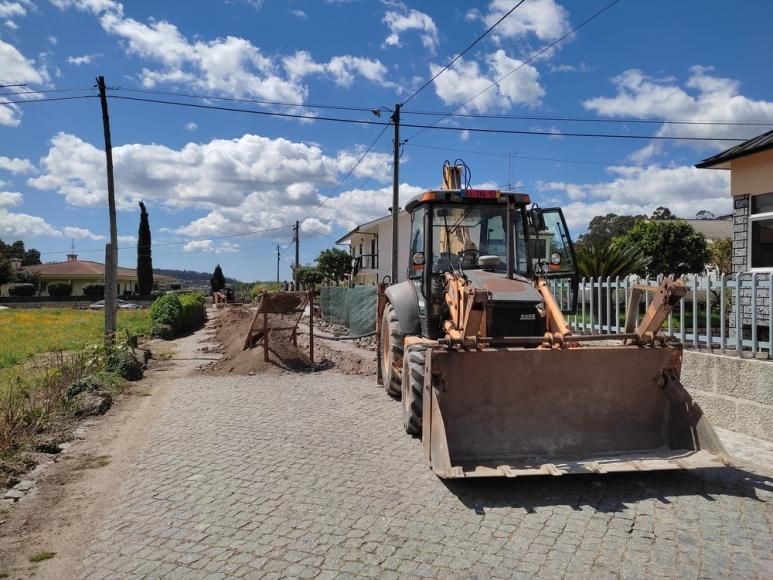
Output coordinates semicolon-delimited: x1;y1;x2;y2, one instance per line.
530;208;578;314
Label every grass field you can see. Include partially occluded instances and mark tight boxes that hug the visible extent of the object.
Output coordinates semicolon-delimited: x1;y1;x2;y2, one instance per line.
0;308;152;369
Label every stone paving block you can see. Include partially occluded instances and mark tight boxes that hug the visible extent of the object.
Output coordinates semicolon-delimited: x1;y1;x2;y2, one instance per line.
77;369;773;578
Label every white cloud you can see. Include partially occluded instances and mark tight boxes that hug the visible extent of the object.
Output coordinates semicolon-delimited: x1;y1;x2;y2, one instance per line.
4;19;18;29
537;164;731;230
0;155;34;173
549;61;590;73
0;190;22;207
431;50;544;112
468;0;569;43
289;9;307;19
382;3;438;52
185;121;198;131
0;0;32;26
583;66;773;145
66;53;102;65
118;234;137;243
47;35;57;45
183;239;240;253
62;226;105;240
0;208;61;238
0;39;48;126
51;0;391;102
282;51;392;88
29;131;398;240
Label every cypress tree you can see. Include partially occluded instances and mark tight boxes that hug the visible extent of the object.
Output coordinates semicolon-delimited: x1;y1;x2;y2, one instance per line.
210;264;225;293
137;200;154;295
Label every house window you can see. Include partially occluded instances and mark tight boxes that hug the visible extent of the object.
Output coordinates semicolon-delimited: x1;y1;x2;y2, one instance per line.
370;238;376;270
750;192;773;270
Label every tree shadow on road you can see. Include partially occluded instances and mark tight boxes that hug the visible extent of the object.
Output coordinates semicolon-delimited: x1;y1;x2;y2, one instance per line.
442;467;773;514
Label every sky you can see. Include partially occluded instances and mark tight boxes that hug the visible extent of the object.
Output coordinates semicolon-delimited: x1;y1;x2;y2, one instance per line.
1;0;772;282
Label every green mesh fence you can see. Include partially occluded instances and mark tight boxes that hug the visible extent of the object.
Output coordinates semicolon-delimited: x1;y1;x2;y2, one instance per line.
319;285;377;335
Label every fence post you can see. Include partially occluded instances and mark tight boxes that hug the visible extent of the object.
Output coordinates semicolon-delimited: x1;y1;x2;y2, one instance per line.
589;277;595;334
597;276;602;334
580;277;586;332
705;274;712;350
735;274;742;356
769;273;772;359
680;276;686;345
614;276;620;333
635;277;641;328
720;273;726;352
751;273;758;357
692;274;699;348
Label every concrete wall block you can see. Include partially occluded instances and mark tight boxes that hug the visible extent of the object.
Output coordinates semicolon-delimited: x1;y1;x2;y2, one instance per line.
682;351;773;407
735;402;773;441
733;224;747;233
734;232;747;241
734;196;749;209
689;391;737;432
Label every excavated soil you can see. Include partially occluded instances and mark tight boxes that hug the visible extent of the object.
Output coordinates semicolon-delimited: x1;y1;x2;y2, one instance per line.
201;306;378;376
203;306;325;374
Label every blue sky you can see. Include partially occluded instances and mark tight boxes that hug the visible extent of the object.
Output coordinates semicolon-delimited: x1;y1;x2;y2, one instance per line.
1;0;772;281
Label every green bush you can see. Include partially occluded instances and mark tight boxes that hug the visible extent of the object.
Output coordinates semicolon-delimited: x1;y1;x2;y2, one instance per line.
82;283;104;296
151;323;174;340
47;282;72;297
8;283;35;297
105;348;144;381
150;292;206;338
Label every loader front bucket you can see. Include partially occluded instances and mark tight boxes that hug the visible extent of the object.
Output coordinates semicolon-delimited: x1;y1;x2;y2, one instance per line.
423;344;728;478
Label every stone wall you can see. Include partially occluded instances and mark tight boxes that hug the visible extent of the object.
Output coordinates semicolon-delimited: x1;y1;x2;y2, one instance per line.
732;195;749;273
682;350;773;441
730;194;770;331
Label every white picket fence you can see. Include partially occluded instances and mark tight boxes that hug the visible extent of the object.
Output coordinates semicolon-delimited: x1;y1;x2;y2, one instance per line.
564;272;772;358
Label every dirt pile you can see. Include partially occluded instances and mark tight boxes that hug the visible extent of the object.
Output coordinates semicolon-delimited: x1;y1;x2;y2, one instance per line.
203;306;325;374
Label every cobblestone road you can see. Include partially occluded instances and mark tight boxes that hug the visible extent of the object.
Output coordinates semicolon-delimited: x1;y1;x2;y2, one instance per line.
81;358;773;579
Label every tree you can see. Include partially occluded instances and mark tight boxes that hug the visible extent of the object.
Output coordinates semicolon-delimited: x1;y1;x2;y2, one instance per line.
0;257;13;286
575;213;646;251
315;248;352;284
137;200;154;294
650;206;676;220
695;210;715;220
22;249;41;266
613;220;710;276
575;244;650;279
14;268;41;291
210;264;226;293
708;237;733;275
294;265;324;289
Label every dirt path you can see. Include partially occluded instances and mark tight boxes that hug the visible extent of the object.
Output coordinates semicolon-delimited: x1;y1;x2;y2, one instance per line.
0;320;220;579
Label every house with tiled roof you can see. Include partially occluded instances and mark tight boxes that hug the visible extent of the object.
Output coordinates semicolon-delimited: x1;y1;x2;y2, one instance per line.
1;253;175;296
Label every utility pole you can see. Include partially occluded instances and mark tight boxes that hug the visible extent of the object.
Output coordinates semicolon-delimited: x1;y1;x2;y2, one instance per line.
293;221;300;287
97;75;118;347
276;245;280;283
391;103;400;284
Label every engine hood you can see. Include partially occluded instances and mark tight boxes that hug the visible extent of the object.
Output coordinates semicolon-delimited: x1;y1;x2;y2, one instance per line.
463;270;543;304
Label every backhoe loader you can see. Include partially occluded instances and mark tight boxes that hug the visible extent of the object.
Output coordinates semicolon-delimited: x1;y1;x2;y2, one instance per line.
376;162;728;479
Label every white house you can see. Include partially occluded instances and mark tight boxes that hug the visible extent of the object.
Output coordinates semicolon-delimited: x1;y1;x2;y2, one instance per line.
336;211;411;285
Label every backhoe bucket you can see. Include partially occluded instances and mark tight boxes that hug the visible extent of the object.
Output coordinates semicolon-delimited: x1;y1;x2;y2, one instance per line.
423;344;728;478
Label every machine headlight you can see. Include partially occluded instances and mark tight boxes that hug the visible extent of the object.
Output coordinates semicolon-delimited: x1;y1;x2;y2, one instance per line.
550;252;562;266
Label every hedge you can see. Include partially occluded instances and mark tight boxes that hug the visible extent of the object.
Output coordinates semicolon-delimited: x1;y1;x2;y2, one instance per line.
82;283;105;296
150;292;206;338
47;282;73;297
8;283;36;297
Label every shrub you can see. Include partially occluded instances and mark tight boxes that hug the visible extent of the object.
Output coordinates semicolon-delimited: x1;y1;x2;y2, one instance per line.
82;283;105;296
105;347;144;381
151;323;175;340
150;292;206;337
47;282;72;297
8;283;35;297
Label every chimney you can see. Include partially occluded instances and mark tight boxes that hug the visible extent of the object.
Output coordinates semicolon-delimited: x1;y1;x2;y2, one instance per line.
9;257;21;271
67;253;78;262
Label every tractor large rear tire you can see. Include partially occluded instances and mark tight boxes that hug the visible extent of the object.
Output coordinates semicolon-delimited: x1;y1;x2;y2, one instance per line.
402;344;426;436
380;303;404;399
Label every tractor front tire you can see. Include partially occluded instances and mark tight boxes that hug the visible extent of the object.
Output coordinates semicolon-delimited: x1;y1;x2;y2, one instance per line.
402;343;426;436
380;303;404;399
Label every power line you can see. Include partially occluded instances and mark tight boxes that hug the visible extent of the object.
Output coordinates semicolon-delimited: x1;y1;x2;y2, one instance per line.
400;0;527;107
401;109;773;127
405;142;615;166
0;95;98;105
0;87;95;97
404;0;621;143
106;94;746;141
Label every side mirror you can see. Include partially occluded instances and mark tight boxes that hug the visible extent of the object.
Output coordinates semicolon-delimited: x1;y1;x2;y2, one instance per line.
530;208;546;232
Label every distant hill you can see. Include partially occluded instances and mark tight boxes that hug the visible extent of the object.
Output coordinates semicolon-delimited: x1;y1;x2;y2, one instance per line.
153;268;241;286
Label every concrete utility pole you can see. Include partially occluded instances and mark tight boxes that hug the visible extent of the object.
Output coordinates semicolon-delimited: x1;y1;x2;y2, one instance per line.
97;76;118;347
391;103;400;284
293;221;300;287
276;245;280;283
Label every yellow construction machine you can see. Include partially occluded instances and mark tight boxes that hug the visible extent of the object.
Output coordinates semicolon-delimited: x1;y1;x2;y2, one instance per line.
376;162;728;479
